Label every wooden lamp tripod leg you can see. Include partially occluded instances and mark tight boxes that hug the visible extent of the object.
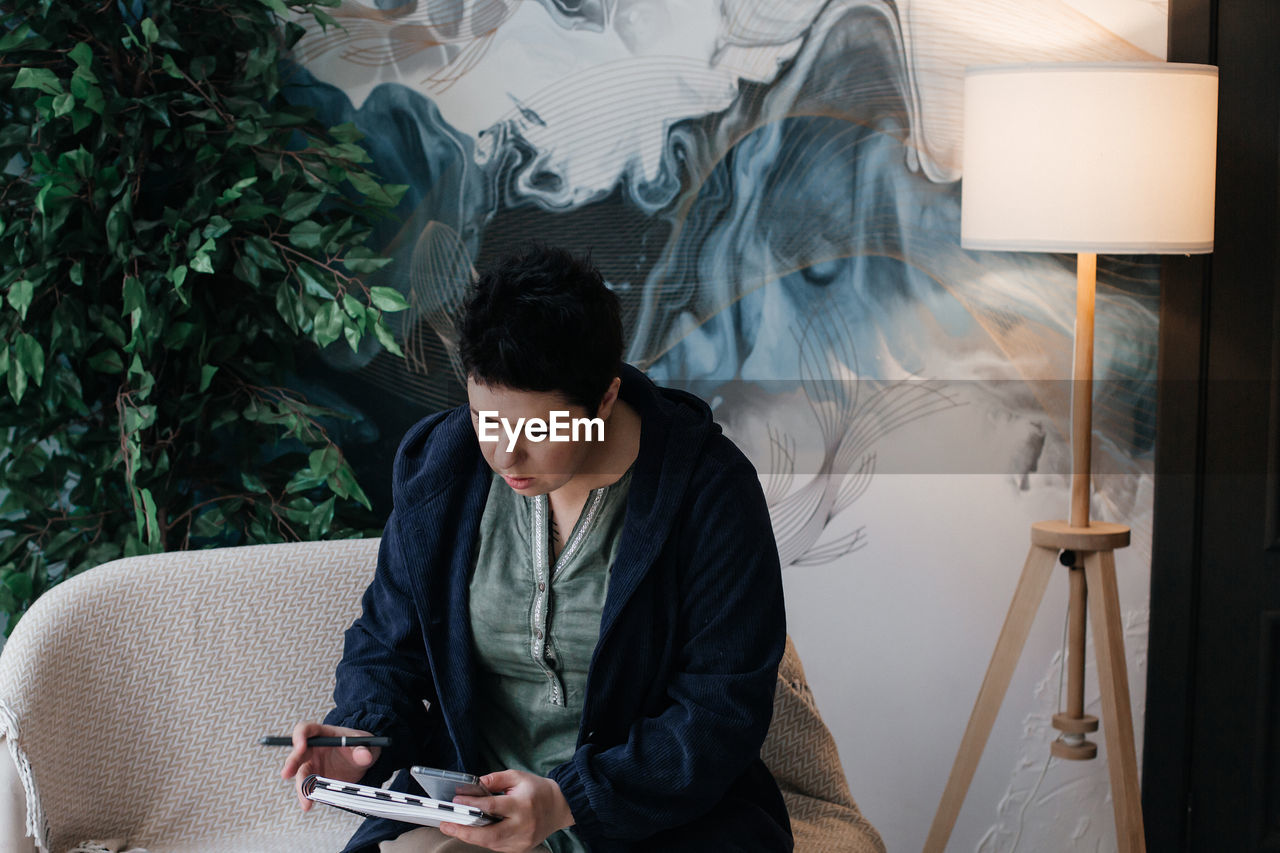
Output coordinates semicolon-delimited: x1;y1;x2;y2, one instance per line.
1084;549;1146;853
923;544;1061;853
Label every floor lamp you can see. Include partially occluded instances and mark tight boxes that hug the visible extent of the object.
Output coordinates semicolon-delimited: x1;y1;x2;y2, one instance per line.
924;63;1218;853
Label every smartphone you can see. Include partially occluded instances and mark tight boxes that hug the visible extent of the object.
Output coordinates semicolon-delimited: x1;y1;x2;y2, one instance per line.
410;766;493;802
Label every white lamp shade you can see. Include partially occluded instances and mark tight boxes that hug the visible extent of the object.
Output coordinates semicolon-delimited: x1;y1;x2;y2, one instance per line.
961;62;1218;254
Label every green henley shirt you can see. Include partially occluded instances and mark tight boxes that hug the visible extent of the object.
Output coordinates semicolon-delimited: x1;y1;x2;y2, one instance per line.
468;464;634;853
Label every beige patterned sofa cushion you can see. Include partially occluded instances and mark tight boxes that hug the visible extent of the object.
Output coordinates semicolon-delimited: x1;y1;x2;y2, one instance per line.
766;639;886;853
0;540;882;852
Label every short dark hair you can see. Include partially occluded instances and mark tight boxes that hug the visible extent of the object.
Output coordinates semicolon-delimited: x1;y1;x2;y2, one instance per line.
458;245;623;414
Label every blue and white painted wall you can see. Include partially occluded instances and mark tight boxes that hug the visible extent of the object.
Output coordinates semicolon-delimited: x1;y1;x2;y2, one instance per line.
287;1;1168;849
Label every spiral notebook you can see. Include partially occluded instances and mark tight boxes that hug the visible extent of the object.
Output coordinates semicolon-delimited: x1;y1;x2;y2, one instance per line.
301;774;499;827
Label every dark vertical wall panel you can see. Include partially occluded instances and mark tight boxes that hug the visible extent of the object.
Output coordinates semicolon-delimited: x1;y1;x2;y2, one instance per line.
1262;613;1280;848
1145;0;1215;847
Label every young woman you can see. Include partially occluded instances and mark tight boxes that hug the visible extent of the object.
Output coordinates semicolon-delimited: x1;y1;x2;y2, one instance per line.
282;246;792;853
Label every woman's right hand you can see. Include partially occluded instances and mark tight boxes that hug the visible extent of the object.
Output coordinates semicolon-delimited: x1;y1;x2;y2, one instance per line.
281;721;381;810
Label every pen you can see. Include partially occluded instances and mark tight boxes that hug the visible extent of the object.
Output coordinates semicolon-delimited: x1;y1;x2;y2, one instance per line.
259;735;392;747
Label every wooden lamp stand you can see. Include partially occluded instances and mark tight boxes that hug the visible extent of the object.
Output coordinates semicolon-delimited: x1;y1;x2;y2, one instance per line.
923;254;1147;853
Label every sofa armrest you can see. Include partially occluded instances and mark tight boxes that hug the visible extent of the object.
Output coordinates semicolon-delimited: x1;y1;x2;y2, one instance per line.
0;539;377;853
0;736;38;852
763;636;886;853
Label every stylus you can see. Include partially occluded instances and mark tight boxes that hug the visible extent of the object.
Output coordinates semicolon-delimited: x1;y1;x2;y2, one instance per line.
259;736;393;747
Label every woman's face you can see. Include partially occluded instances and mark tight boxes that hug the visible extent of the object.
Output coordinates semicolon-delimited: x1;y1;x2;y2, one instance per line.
466;378;602;496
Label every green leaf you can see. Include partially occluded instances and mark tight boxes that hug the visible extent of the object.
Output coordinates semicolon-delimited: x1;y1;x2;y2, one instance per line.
343;319;362;352
347;171;410;208
313;301;343;347
342;292;367;326
160;54;183;79
193;506;228;539
241;472;268;493
245;235;286;272
284;21;307;49
169;264;188;290
87;350;124;373
69;261;83;286
3;572;33;603
190;55;216;81
344;247;394;275
6;350;26;404
308;446;342;479
281;191;323;222
14;334;44;389
325;142;371;164
137;487;159;546
313;9;340;30
308;496;336;538
60;146;93;178
369;285;409;312
100;313;127;347
260;0;290;13
0;588;16;620
70;106;95;132
105;197;131;255
329;122;364;144
69;42;94;69
233;254;261;287
287;220;323;250
202;215;232;240
70;75;104;113
122;276;145;314
373;315;405;357
34;182;74;217
285;468;325;494
199;365;218;392
283;497;315;523
0;23;33;53
243;47;273;82
163;321;198;349
7;280;35;320
296;264;333;300
190;253;214;274
52;92;75;118
329;464;372;510
217;176;258;204
141;18;159;45
275;283;300;332
13;68;62;96
345;170;380;197
123;403;156;432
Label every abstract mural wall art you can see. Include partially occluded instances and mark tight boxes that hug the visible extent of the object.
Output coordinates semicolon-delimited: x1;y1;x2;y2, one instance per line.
282;1;1168;848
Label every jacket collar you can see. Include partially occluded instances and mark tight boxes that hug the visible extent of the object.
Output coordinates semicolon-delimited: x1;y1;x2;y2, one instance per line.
599;363;710;642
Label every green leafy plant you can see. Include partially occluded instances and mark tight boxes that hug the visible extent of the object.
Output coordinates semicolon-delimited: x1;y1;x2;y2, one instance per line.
0;0;411;633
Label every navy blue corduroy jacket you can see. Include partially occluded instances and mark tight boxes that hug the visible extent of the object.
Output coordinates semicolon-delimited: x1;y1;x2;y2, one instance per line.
324;363;792;852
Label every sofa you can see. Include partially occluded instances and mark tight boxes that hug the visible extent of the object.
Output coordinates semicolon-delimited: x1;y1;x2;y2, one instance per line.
0;539;884;853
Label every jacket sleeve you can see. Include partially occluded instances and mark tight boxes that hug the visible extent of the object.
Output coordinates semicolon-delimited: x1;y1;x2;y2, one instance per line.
323;511;450;786
548;456;786;843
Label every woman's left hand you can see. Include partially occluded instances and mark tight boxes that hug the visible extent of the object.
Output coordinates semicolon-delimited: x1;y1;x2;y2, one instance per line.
443;769;575;853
